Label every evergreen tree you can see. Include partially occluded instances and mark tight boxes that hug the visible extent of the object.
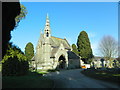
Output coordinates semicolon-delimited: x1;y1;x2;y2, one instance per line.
72;44;78;55
2;3;27;58
77;31;93;64
25;42;34;61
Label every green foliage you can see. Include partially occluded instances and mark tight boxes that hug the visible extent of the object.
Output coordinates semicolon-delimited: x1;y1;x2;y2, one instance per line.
87;58;93;64
25;42;34;61
15;4;27;26
72;44;78;55
2;43;29;76
0;61;1;72
77;31;93;64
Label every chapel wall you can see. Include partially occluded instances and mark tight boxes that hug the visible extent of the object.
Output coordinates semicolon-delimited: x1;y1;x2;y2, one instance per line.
68;59;81;69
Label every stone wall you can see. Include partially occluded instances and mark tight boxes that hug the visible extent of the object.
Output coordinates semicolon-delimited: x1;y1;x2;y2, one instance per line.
68;59;81;69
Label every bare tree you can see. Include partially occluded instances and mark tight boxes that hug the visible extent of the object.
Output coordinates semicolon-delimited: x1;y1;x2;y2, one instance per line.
99;35;118;68
99;35;118;58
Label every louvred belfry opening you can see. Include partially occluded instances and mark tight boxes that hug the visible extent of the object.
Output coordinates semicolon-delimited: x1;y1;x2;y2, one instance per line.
44;13;51;37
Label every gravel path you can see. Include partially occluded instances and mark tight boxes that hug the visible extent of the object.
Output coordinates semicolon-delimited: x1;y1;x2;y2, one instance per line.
44;69;119;88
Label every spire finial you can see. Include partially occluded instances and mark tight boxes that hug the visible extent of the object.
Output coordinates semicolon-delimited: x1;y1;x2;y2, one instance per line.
47;13;49;19
40;29;42;34
46;13;50;26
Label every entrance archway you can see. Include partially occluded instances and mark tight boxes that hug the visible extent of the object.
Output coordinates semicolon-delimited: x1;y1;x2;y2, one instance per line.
58;55;66;69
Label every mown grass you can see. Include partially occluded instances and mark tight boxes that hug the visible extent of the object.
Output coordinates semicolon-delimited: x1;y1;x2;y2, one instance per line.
2;71;54;88
81;68;120;84
36;69;59;74
0;63;1;72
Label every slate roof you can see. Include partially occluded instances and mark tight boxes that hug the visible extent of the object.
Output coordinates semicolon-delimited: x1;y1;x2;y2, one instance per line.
49;36;71;58
50;36;71;50
67;51;80;59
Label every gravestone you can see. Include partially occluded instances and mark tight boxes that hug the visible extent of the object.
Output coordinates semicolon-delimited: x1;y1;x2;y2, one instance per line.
100;58;105;70
113;60;117;68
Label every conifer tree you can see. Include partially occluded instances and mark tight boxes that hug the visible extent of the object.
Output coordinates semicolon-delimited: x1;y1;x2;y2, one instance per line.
25;42;34;61
77;31;93;63
2;4;27;58
72;44;78;55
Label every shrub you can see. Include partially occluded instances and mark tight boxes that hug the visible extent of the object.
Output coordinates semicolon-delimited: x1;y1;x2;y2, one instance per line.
2;43;29;76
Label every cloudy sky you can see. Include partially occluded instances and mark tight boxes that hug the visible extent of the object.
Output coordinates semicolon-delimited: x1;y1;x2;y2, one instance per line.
10;2;118;56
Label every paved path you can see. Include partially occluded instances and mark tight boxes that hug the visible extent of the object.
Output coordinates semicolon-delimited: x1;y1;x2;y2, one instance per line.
44;69;119;88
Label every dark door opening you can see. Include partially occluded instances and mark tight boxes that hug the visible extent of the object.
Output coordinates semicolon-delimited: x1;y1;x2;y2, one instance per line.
58;55;66;69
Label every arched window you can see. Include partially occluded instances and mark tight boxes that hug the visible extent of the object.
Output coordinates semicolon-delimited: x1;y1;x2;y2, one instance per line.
46;32;49;37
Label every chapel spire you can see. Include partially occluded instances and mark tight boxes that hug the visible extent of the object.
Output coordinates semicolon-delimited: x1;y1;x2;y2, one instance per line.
47;13;49;19
44;13;51;37
45;13;50;26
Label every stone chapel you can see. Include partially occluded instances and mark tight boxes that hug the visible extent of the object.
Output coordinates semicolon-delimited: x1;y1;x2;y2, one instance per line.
32;14;81;70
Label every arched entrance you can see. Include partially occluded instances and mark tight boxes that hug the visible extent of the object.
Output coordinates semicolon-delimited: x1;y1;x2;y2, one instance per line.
58;55;66;69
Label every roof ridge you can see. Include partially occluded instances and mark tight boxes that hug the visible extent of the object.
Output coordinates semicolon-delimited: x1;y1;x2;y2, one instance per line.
51;36;64;40
64;38;71;47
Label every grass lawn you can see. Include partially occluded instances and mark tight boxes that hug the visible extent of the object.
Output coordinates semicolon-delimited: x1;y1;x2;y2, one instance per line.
36;69;59;74
81;68;120;84
37;71;48;74
0;63;1;72
2;71;54;88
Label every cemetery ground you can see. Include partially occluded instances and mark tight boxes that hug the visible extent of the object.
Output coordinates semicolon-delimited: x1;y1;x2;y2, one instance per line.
2;66;120;88
81;68;120;84
2;70;54;88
